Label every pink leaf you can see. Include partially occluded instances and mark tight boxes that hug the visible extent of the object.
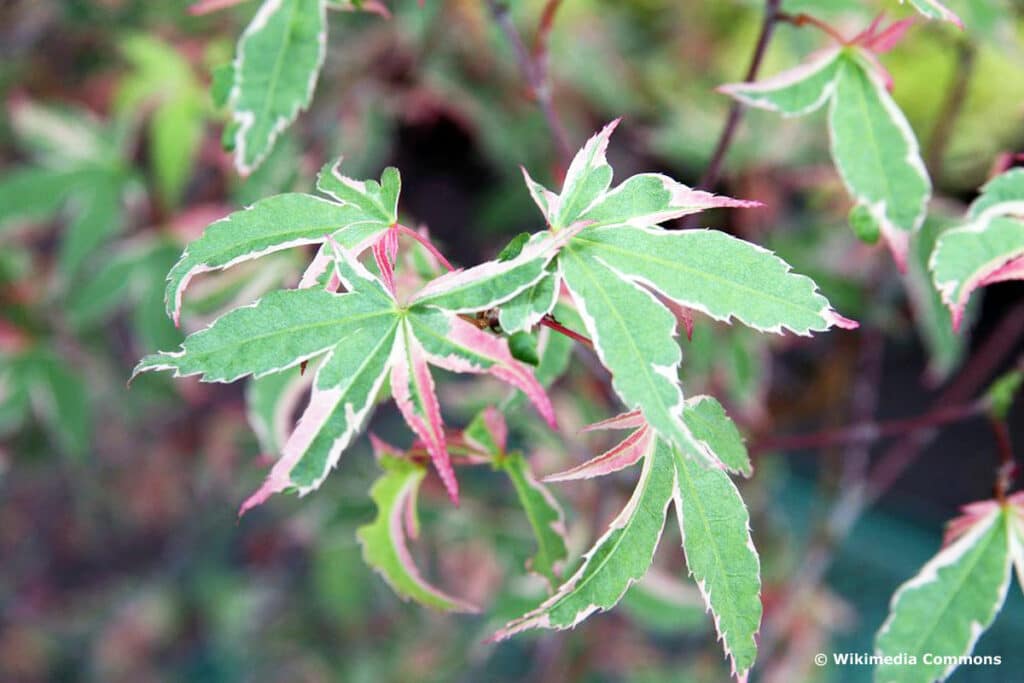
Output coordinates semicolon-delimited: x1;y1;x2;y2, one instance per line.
391;331;459;504
545;425;652;482
581;409;645;433
424;317;557;429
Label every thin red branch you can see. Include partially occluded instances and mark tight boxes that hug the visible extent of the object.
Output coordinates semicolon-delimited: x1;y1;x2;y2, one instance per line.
776;11;849;44
990;418;1015;503
752;401;986;454
540;314;593;348
396;224;455;272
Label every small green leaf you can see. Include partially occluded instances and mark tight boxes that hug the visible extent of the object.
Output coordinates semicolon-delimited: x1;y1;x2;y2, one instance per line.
985;369;1023;422
719;49;842;116
357;455;479;612
498;269;558;334
501;452;569;589
508;331;539;366
498;232;531;261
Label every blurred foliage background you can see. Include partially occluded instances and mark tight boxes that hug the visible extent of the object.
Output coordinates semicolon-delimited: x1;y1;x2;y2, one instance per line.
1;0;1023;681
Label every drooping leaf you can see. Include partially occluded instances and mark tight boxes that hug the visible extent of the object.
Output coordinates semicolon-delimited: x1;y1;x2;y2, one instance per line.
875;503;1013;683
722;50;931;268
930;217;1024;330
229;0;328;174
901;0;964;27
717;49;842;116
545;419;653;482
492;439;674;639
357;455;479;612
828;52;931;269
671;441;761;681
929;169;1024;330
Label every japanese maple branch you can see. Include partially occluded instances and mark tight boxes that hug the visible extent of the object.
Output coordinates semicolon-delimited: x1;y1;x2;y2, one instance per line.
991;417;1016;503
486;0;573;176
751;400;986;454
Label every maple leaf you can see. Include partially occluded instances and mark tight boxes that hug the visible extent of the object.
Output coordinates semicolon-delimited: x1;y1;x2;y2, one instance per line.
496;403;760;681
930;168;1024;330
720;38;931;270
504;121;855;470
875;494;1024;683
136;235;558;510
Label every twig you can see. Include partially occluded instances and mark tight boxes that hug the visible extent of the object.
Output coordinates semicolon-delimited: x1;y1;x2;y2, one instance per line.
776;11;849;45
926;39;976;180
693;0;783;195
751;400;985;454
486;0;573;177
540;314;593;348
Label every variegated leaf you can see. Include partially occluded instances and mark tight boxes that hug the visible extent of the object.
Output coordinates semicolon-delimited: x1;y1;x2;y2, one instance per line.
683;396;751;477
930;217;1024;330
718;49;842;117
246;364;315;453
357;455;479;612
875;503;1013;683
492;438;674;639
164;192;388;322
229;0;327;174
545;423;653;482
672;442;761;681
502;452;569;589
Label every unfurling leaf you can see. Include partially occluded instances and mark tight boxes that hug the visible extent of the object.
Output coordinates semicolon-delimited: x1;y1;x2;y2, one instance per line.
930;169;1024;330
357;455;479;612
229;0;328;174
722;48;931;268
875;501;1015;683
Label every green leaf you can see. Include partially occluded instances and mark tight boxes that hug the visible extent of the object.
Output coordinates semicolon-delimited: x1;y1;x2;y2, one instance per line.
551;120;616;229
229;0;328;174
163;192;386;321
493;439;674;638
507;331;540;366
875;505;1013;683
849;203;881;245
572;226;848;335
719;48;842;116
501;452;569;589
136;288;392;383
671;442;761;680
357;455;479;612
498;269;558;334
828;53;931;269
929;216;1024;330
967;167;1024;221
682;396;750;477
559;245;709;465
58;171;125;280
0;167;87;229
16;351;91;459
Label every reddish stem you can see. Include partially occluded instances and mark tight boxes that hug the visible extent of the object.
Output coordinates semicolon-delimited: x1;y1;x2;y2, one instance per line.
396;224;455;272
991;418;1016;504
540;314;593;348
777;11;850;44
